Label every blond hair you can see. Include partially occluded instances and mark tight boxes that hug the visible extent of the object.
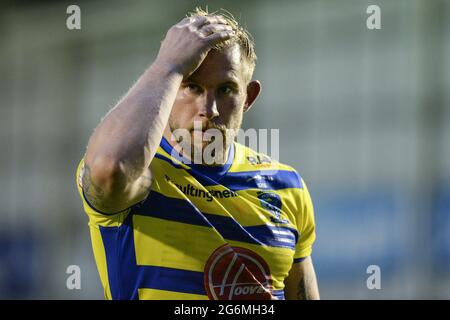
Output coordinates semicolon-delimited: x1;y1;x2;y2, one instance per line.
187;7;257;81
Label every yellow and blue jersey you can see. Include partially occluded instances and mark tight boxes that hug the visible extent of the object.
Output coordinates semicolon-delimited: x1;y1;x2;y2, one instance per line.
76;137;316;300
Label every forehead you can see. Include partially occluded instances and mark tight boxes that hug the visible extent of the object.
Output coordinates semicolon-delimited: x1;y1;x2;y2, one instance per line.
187;45;247;84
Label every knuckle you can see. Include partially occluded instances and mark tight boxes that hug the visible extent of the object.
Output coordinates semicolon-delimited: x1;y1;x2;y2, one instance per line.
202;25;212;33
203;16;213;24
197;32;207;41
198;33;209;43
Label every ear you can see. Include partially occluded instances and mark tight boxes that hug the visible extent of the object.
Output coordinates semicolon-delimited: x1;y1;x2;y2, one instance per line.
243;80;261;113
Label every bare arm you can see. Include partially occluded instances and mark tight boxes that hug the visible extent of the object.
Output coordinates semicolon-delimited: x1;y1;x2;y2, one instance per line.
284;256;320;300
81;15;235;213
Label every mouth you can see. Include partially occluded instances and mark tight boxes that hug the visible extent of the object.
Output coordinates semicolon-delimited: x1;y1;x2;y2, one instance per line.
191;130;220;141
191;126;226;140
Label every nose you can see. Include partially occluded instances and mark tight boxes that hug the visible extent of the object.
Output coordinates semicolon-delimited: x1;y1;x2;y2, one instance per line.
199;91;219;120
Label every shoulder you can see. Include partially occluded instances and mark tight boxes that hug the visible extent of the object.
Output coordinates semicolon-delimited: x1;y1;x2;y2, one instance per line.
233;142;299;172
231;142;304;189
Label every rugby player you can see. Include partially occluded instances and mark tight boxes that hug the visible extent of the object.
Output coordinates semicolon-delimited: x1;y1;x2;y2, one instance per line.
76;8;320;300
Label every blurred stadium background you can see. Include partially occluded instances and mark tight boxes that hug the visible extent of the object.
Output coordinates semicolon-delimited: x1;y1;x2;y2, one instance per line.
0;0;449;299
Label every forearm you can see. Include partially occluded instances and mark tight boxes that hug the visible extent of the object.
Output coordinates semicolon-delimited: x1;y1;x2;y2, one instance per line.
296;264;320;300
284;256;320;300
84;60;183;181
81;15;234;209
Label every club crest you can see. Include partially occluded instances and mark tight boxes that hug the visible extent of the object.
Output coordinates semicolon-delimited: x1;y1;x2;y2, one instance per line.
257;191;288;224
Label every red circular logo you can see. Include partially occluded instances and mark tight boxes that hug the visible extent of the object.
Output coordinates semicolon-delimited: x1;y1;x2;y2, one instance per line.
204;244;273;300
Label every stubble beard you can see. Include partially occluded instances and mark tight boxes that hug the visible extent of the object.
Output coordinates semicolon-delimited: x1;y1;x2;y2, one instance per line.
168;115;242;166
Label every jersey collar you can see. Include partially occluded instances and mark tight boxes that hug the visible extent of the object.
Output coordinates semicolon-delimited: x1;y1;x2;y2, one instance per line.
160;136;235;180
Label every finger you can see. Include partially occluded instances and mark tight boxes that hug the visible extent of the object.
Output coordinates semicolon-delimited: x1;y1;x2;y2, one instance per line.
191;15;228;28
190;15;209;28
200;24;233;37
177;16;194;27
203;29;235;46
208;15;228;25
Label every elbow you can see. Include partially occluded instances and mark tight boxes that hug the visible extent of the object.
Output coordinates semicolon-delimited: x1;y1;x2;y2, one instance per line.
83;154;127;197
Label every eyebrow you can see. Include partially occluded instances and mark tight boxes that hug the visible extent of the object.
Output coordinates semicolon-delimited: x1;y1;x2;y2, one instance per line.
182;78;240;87
219;80;239;87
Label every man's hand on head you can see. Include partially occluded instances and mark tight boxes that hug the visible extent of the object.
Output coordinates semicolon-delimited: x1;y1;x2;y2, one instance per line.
155;15;235;78
82;13;238;216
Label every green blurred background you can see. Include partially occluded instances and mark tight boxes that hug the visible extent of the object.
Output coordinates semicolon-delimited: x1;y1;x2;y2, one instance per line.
0;0;449;299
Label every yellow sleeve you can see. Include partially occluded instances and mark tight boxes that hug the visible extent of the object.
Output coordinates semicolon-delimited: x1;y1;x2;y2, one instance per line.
293;178;316;261
75;158;129;228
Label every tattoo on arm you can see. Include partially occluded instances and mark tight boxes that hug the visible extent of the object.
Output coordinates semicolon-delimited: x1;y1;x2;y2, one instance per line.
82;163;152;209
81;164;106;209
297;273;316;300
297;277;307;300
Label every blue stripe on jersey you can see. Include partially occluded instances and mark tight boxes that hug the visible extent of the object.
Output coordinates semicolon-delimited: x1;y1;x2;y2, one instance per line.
100;215;139;299
272;289;285;300
138;267;285;299
100;222;206;297
136;190;213;227
154;153;184;169
154;152;302;191
100;215;206;299
245;224;298;246
139;266;206;295
100;213;289;299
159;136;235;180
99;226;122;299
134;191;298;250
215;170;303;190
